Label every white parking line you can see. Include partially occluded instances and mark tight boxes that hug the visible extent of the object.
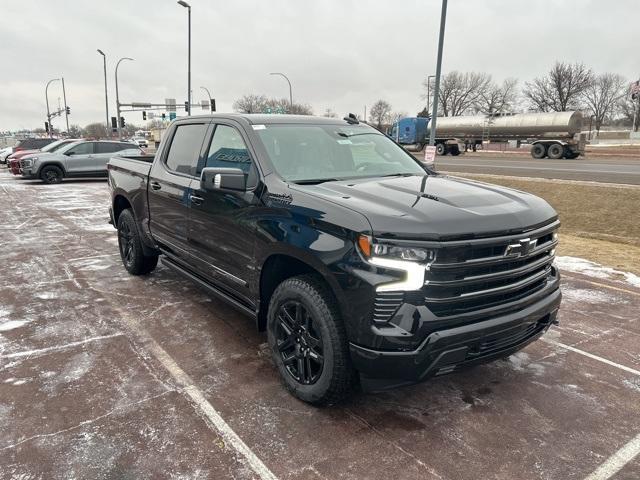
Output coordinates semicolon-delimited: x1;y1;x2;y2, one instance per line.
0;334;124;360
584;433;640;480
116;308;279;480
542;339;640;376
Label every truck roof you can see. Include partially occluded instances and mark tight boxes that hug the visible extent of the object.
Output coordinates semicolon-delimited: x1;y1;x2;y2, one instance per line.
177;113;362;126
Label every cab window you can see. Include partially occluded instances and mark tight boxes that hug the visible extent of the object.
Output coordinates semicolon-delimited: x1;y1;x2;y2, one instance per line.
199;125;252;174
67;142;94;155
165;123;208;175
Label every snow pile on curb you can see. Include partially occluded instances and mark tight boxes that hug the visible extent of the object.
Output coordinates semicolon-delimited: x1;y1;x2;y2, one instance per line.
556;256;640;288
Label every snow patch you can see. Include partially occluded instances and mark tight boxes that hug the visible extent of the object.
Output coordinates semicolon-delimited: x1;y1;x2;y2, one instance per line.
561;286;624;304
0;320;29;332
556;256;640;288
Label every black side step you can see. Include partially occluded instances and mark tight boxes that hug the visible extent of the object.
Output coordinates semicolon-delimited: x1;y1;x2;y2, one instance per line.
160;256;257;319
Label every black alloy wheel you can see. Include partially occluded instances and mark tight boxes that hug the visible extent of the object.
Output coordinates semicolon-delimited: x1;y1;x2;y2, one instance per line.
275;300;324;385
118;218;135;269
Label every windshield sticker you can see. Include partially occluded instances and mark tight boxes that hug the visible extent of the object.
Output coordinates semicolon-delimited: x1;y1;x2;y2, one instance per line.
252;124;266;130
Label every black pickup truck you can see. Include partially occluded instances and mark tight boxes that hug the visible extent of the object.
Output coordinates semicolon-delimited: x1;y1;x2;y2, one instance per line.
108;114;561;405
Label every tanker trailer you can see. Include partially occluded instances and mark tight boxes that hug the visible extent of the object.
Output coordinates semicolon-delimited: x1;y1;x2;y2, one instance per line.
390;111;586;159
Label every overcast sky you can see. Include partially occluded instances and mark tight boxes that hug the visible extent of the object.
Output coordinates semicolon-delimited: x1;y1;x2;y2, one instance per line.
1;0;638;131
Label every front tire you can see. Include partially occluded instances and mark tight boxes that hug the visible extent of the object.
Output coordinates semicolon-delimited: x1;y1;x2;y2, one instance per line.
117;209;158;275
435;143;446;155
267;275;353;406
40;165;64;184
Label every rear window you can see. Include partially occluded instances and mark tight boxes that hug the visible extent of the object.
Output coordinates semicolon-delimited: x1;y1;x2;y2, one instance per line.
165;123;208;175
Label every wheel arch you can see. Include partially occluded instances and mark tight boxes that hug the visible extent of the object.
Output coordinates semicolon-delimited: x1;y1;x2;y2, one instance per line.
256;251;348;332
36;161;66;177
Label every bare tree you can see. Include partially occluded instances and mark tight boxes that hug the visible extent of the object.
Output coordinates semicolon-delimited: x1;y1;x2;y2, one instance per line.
523;62;594;112
67;124;85;137
476;78;518;114
265;98;313;115
618;95;640;129
84;122;109;139
233;94;269;113
426;72;492;116
369;99;392;129
581;73;627;132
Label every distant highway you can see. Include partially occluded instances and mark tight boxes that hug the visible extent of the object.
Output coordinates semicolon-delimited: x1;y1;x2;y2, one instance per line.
420;153;640;185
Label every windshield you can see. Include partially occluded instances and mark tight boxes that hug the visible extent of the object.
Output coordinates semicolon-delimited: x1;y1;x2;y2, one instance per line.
41;139;70;152
57;141;85;154
255;124;427;183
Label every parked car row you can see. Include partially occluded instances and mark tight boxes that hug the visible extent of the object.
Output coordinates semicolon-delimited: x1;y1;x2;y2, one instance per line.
1;137;57;163
3;139;144;184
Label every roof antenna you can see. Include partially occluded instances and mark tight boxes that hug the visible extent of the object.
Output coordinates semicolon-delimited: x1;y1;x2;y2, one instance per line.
343;113;359;125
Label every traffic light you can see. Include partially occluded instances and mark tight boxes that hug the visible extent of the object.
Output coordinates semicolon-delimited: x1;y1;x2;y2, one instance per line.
142;111;147;120
65;106;70;115
111;117;118;132
119;117;125;128
211;99;216;112
161;113;166;121
45;122;49;133
185;101;190;114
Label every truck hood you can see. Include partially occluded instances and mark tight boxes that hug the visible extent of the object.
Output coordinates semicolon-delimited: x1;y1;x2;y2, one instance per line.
293;174;557;240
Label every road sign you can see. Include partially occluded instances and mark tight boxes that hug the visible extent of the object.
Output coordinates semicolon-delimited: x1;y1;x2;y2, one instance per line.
201;100;210;110
424;145;437;168
169;112;177;121
165;98;176;112
147;112;155;119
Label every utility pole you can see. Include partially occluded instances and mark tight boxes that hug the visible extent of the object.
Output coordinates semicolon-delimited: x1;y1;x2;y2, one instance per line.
45;78;60;138
364;105;367;123
115;57;134;139
428;0;448;147
62;77;69;133
97;49;110;135
178;1;192;116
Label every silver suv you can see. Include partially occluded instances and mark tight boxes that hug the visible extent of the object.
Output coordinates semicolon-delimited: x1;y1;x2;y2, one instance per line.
21;140;143;184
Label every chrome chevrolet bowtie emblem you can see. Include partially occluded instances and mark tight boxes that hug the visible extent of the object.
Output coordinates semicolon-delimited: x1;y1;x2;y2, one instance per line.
504;238;537;258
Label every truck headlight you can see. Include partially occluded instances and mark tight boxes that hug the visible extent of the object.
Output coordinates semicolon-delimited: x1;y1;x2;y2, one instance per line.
357;235;434;292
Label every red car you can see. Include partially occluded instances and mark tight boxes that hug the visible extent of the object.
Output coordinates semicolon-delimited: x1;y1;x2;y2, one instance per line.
8;138;82;175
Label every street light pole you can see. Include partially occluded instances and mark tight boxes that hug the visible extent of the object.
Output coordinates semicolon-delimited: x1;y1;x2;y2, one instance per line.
200;86;213;111
428;0;448;147
426;74;436;113
269;72;293;112
45;78;60;138
97;49;110;135
178;1;191;116
115;57;134;139
61;77;69;133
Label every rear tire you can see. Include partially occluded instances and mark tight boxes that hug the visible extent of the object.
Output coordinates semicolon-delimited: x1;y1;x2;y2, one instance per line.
117;209;158;275
547;143;564;159
531;144;546;159
436;143;446;156
267;274;354;406
40;165;64;184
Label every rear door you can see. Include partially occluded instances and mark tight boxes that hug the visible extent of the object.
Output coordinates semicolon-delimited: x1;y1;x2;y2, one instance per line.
63;142;96;174
147;120;211;262
188;121;259;301
94;142;133;173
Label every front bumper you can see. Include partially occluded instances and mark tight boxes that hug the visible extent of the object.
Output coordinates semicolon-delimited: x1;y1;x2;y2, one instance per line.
350;286;561;391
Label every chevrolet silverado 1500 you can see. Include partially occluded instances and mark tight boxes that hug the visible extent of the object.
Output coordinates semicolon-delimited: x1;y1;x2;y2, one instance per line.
107;114;561;405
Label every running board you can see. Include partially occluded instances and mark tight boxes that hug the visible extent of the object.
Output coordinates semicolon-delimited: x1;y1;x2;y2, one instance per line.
160;256;257;319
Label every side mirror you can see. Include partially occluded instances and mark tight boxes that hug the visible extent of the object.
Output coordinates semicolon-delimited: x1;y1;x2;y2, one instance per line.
200;167;246;192
65;151;74;156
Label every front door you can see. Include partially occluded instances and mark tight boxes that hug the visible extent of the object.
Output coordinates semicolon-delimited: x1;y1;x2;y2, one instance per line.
188;122;259;303
147;121;210;262
63;141;96;174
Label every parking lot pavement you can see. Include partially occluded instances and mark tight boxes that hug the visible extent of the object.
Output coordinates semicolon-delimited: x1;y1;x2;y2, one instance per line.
1;169;639;480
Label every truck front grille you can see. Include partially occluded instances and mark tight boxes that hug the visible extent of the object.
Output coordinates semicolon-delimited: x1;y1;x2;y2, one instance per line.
424;221;558;316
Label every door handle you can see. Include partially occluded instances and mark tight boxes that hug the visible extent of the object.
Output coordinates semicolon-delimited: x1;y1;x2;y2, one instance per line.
189;194;204;205
150;181;162;190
